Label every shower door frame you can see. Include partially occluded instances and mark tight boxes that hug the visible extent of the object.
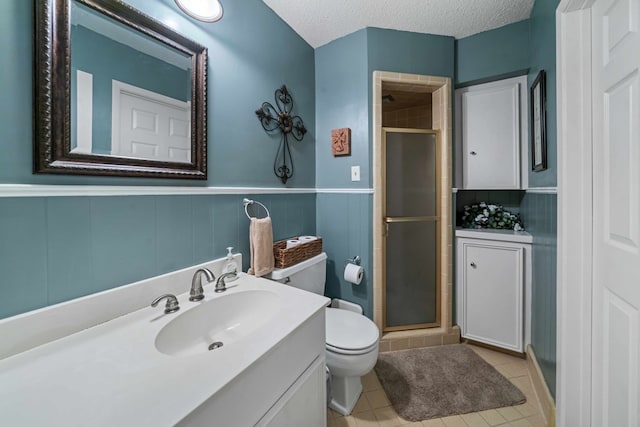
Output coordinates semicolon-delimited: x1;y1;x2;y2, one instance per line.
382;127;442;332
372;71;453;342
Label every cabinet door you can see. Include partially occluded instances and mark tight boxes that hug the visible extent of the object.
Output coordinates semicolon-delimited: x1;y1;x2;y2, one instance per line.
258;357;326;427
460;242;524;352
460;80;521;189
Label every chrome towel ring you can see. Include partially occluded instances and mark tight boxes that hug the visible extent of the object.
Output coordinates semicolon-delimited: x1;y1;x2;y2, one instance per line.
243;198;270;219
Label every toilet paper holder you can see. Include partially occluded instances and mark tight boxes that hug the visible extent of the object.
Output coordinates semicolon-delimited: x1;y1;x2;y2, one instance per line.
344;256;361;266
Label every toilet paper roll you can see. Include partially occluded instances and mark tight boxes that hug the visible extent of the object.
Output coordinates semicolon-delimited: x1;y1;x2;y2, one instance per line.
286;239;301;249
298;235;317;242
344;263;364;285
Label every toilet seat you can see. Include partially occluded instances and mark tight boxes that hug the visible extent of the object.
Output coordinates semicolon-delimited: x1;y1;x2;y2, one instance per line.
325;308;379;355
326;342;378;356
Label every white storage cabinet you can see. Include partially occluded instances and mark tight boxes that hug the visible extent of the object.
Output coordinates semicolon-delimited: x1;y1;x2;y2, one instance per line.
455;76;529;190
456;229;532;352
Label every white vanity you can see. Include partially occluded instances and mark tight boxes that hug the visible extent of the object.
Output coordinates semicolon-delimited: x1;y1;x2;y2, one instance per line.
455;228;532;353
0;256;329;426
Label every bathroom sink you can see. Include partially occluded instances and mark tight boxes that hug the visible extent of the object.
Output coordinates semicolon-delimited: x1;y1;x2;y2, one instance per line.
155;290;280;357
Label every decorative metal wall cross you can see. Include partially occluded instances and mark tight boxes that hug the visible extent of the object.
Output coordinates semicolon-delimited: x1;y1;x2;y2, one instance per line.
255;85;307;184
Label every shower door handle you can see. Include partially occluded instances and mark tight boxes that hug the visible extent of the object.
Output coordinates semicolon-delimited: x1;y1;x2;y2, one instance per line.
384;216;438;223
384;216;439;237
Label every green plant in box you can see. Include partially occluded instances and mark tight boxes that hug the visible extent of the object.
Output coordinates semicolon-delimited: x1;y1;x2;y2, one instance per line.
461;202;524;231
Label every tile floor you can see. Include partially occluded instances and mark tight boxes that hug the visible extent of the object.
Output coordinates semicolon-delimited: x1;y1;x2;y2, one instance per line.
327;343;547;427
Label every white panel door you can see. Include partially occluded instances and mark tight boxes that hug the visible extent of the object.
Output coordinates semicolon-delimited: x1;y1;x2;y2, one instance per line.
112;80;191;163
592;0;640;425
459;240;524;352
461;81;520;189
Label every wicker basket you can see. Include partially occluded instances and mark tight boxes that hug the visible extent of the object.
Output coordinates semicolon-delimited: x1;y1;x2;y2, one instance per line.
273;237;323;269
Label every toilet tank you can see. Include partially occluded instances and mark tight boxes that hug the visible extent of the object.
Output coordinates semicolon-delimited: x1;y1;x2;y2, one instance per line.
265;253;327;295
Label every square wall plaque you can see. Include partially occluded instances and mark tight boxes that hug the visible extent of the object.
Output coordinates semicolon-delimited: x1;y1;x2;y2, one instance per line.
331;128;351;156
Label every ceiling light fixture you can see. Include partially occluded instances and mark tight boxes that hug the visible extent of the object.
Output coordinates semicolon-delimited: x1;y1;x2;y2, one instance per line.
175;0;223;23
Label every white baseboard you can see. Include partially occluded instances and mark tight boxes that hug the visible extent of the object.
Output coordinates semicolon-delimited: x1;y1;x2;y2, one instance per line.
526;345;556;427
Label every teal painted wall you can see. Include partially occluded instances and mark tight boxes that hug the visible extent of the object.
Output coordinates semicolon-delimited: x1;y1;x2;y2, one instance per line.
315;29;369;189
317;193;373;316
367;28;455;82
528;0;558;187
315;30;372;315
315;28;454;318
0;0;317;319
521;192;557;397
455;20;530;87
366;27;454;188
0;193;315;319
0;0;316;187
314;28;454;191
525;0;560;398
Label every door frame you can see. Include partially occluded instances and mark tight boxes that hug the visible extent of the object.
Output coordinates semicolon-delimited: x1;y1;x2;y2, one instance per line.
372;71;453;337
556;1;595;426
381;127;442;332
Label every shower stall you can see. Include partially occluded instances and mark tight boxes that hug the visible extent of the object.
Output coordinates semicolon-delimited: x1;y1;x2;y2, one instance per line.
372;72;453;342
382;129;441;331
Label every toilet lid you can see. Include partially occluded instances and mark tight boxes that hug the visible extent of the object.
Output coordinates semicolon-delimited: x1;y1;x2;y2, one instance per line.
325;308;379;352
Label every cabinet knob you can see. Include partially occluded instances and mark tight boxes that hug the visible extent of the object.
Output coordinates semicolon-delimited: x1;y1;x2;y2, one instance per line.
470;262;477;268
470;151;477;156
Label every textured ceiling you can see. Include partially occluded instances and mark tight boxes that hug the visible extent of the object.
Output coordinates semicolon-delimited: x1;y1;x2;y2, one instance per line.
262;0;535;48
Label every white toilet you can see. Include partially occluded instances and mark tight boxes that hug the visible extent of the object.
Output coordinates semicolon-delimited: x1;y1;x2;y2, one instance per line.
266;252;380;415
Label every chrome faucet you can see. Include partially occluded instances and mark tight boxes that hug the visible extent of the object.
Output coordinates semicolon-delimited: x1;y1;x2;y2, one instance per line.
190;268;215;301
151;294;180;314
215;272;237;293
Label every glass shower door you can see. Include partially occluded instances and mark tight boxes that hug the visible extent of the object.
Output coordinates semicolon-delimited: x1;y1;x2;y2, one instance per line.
383;129;440;330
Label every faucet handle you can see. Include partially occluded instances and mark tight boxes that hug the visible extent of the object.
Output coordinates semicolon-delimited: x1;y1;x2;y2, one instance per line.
215;272;237;293
151;294;180;314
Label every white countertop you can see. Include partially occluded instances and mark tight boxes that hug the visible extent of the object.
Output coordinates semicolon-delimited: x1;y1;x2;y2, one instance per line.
455;227;533;244
0;274;329;426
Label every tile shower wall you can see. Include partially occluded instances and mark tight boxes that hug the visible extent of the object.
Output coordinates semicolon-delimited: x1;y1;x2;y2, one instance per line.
0;193;315;319
382;104;433;129
520;192;557;397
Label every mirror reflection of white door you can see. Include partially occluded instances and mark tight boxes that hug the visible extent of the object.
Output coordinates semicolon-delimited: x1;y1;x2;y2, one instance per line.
111;80;191;163
592;0;640;425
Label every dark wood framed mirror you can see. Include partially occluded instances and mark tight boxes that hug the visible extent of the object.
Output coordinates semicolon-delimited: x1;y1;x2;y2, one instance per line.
34;0;208;179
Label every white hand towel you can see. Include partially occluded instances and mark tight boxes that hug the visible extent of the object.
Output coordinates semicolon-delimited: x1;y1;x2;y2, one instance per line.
248;217;274;277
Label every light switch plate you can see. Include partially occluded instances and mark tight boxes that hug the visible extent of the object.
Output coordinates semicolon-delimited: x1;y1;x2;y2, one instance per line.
351;166;361;182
